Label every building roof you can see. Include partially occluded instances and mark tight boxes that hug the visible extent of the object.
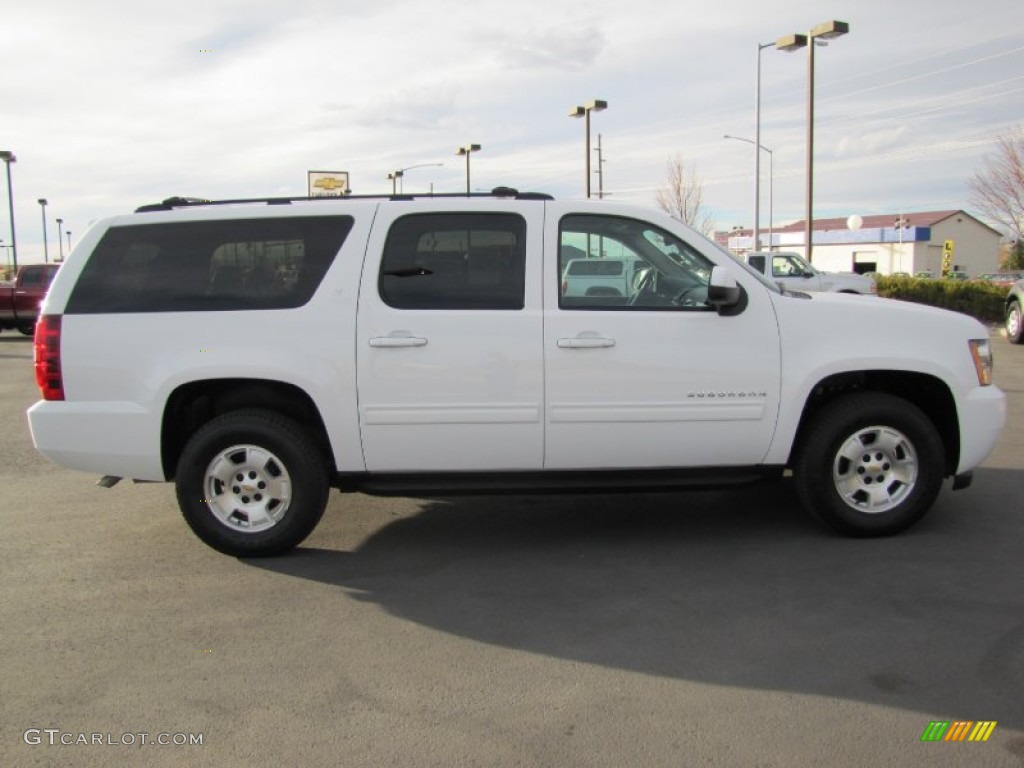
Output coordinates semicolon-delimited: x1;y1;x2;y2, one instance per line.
720;210;1001;239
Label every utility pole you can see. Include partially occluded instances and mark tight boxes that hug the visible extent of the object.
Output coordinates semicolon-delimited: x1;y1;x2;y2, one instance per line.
594;133;607;199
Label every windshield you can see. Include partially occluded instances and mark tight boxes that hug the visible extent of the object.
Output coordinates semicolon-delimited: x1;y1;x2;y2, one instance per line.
785;252;818;275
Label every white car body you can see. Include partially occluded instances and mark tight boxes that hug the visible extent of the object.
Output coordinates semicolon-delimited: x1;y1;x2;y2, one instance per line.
27;194;1006;555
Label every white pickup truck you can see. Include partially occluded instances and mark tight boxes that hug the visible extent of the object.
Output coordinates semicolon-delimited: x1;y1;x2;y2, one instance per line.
744;251;876;295
28;191;1005;556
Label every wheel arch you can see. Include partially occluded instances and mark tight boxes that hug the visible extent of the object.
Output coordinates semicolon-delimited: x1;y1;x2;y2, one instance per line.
787;370;959;475
161;378;334;480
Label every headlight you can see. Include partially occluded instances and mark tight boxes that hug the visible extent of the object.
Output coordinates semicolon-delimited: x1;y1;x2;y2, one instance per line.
969;339;993;386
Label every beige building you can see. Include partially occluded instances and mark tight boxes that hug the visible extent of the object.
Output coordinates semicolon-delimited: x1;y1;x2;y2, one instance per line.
717;210;1002;276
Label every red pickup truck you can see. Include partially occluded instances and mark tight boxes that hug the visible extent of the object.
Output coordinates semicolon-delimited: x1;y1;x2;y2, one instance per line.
1;264;60;335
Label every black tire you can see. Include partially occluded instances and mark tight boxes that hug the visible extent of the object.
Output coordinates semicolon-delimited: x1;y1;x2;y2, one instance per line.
18;323;35;336
175;409;329;557
1007;299;1024;344
794;393;944;537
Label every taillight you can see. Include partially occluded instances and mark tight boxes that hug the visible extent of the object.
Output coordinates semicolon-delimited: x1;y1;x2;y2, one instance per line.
34;314;64;401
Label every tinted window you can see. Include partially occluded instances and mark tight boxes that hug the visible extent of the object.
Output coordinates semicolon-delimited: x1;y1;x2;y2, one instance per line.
379;213;526;310
66;216;352;314
18;266;58;288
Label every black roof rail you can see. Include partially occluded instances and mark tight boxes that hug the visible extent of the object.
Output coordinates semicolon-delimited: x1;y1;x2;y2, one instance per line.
134;187;554;213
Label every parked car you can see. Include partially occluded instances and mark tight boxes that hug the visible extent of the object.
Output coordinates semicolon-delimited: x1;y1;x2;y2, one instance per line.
972;271;1024;289
28;190;1005;556
0;263;60;335
1007;278;1024;344
742;251;876;295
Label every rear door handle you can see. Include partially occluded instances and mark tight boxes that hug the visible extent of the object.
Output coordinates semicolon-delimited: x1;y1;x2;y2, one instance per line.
557;337;616;349
369;336;428;348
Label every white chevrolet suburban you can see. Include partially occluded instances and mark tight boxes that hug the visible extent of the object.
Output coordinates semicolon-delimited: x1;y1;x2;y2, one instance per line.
28;190;1006;557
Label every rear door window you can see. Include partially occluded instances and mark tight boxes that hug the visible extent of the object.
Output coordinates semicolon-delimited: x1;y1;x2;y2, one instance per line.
378;213;527;310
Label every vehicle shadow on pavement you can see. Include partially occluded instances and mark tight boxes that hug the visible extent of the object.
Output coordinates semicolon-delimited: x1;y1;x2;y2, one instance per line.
246;470;1024;732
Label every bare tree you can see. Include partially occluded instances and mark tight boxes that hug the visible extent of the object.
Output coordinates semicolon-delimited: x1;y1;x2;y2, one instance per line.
968;126;1024;249
655;153;714;235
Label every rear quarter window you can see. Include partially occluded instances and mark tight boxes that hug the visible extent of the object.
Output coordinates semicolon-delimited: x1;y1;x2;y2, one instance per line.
65;216;352;313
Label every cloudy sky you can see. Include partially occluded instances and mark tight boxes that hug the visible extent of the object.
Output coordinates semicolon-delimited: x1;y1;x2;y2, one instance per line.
2;0;1023;264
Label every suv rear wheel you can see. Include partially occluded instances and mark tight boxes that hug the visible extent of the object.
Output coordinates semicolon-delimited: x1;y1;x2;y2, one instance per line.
175;409;329;557
794;393;944;536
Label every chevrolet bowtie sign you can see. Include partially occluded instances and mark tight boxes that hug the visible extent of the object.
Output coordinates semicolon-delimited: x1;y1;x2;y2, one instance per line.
307;171;351;197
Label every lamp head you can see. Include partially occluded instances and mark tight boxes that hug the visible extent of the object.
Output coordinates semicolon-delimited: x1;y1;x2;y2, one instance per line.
810;20;849;40
775;33;808;52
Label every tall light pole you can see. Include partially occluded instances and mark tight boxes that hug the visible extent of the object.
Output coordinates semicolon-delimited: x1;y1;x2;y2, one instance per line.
55;217;64;262
0;150;17;271
65;230;72;255
776;20;849;263
568;99;607;198
387;170;403;195
455;145;481;195
38;198;49;263
724;135;773;250
753;42;774;250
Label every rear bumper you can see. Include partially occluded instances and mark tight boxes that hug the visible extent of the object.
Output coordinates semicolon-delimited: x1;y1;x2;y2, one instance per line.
956;385;1007;475
26;400;165;481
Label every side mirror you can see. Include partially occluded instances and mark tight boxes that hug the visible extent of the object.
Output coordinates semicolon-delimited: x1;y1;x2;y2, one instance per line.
708;266;741;309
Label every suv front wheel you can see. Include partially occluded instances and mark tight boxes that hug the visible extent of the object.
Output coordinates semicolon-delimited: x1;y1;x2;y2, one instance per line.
794;393;944;536
175;409;329;557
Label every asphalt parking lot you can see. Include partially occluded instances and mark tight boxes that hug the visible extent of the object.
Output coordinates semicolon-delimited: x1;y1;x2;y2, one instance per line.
1;329;1022;767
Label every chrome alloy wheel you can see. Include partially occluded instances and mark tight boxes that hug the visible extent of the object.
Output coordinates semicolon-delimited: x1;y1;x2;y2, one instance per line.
1008;302;1022;339
203;444;292;532
832;426;919;514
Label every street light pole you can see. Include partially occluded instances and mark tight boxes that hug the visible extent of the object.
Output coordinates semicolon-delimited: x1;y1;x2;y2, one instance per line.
387;171;403;195
455;145;481;195
724;135;774;250
754;42;774;250
389;163;444;194
568;100;608;198
0;150;17;271
66;230;72;255
776;21;849;264
38;199;49;263
55;218;64;262
895;214;911;273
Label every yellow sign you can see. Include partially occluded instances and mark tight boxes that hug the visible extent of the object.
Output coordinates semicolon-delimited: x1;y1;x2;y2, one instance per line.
307;171;350;197
944;239;954;255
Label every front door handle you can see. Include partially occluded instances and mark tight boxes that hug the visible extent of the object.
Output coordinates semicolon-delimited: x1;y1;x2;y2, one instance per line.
369;336;428;348
557;337;616;349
